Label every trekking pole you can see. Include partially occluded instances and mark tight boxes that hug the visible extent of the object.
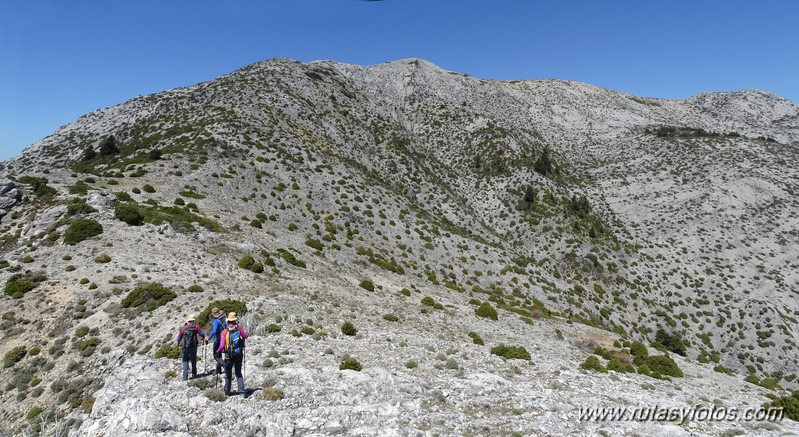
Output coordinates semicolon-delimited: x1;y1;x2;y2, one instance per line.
204;342;207;374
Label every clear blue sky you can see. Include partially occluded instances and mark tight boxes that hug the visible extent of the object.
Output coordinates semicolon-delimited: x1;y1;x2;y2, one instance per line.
2;1;797;162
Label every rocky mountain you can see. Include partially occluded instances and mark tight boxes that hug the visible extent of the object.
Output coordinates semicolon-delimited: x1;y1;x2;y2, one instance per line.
0;58;797;436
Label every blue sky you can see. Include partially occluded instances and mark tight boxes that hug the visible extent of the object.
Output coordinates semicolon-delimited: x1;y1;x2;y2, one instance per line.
1;1;797;162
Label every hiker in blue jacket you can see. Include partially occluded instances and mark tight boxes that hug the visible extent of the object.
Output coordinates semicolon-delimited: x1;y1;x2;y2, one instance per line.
176;314;207;380
206;307;226;375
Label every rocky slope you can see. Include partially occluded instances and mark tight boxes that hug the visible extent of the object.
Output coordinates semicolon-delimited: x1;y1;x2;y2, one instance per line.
0;58;797;435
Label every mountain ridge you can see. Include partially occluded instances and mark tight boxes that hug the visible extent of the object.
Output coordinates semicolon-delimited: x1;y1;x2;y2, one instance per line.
0;57;797;436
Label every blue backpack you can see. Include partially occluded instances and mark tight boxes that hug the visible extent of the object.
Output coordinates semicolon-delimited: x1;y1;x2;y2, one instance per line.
226;327;245;357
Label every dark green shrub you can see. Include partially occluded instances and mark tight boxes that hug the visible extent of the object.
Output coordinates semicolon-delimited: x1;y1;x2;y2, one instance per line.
764;391;799;421
638;363;651;375
115;191;132;202
655;329;687;356
420;296;436;307
645;354;683;377
265;324;282;333
75;326;90;338
277;249;306;268
98;135;119;156
4;274;36;299
468;331;484;345
475;302;498;321
3;346;27;367
305;239;324;250
187;284;203;293
607;358;628;373
64;219;103;245
490;344;531;361
580;355;606;372
26;406;43;420
197;300;247;328
400;288;411;297
121;283;177;312
249;219;262;228
341;321;357;336
94;253;111;263
114;204;143;226
340;358;362;371
359;279;374;291
142;184;156;193
629;341;648;363
67;199;97;215
382;314;399;322
237;255;264;273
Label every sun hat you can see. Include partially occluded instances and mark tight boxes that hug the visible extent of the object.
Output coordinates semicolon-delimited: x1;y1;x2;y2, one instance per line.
211;307;223;318
187;314;196;322
227;312;238;322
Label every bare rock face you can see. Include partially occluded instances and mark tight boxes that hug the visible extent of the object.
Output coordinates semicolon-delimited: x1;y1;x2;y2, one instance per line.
0;58;797;435
0;181;22;217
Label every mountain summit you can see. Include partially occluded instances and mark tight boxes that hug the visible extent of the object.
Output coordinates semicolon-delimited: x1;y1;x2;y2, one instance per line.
1;58;797;435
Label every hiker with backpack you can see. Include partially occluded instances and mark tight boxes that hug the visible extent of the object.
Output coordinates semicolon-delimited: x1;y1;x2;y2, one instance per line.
206;307;226;376
216;312;249;395
176;314;207;380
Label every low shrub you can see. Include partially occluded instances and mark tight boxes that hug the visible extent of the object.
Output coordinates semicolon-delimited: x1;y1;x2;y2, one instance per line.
94;253;111;263
64;219;103;245
121;282;177;312
468;331;484;345
305;239;324;250
490;344;531;361
475;302;498;321
340;358;362;371
237;255;263;273
75;326;90;338
644;354;683;377
359;279;375;291
382;314;399;322
580;355;607;372
187;284;204;293
4;274;36;299
154;344;180;359
341;321;357;336
3;346;27;367
764;391;799;421
114;204;143;226
262;387;285;401
142;184;156;193
204;388;227;402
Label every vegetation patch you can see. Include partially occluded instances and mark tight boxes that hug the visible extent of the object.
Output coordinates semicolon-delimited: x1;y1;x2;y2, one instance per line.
64;219;103;245
4;272;46;299
340;358;363;371
475;302;498;321
491;344;531;361
121;283;177;312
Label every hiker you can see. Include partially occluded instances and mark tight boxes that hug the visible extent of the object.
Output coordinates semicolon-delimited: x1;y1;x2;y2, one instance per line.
176;314;207;380
206;307;226;376
216;312;249;395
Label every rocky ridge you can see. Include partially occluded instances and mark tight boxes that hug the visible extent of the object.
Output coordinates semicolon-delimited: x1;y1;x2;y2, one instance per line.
0;58;797;435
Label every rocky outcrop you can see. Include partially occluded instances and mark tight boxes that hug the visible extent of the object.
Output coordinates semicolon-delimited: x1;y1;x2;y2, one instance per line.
0;180;22;219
